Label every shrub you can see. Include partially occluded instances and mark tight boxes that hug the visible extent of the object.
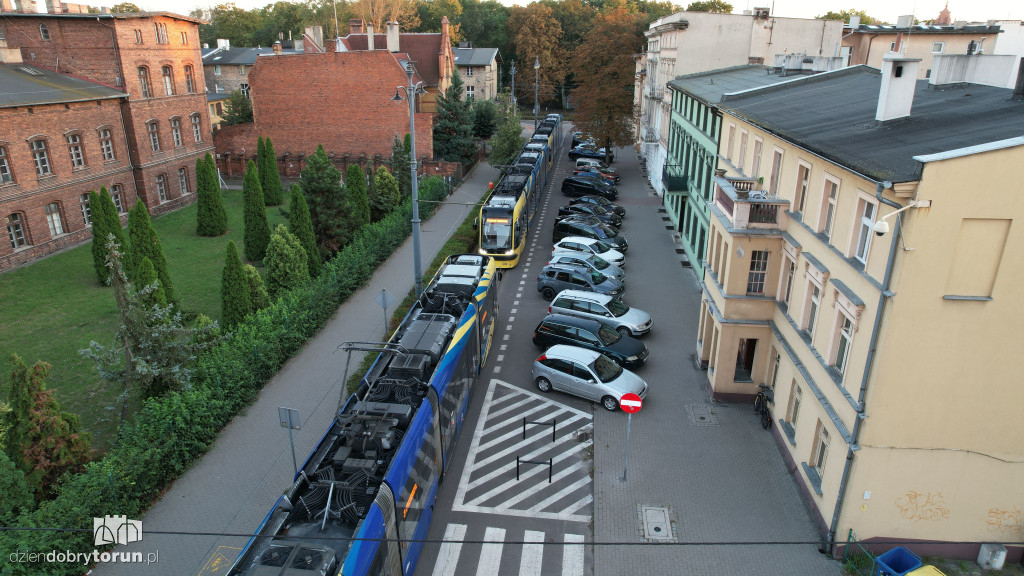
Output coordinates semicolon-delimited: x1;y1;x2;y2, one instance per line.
221;240;250;328
264;224;309;298
128;199;174;303
242;160;270;262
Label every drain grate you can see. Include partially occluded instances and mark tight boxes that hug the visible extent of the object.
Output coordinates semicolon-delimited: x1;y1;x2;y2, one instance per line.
686;404;719;426
638;505;676;542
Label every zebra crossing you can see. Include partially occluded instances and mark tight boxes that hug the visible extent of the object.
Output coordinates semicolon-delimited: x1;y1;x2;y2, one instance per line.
452;379;593;522
430;524;585;576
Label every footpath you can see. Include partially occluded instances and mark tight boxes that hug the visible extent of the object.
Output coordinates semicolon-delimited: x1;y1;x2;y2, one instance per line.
91;162;499;576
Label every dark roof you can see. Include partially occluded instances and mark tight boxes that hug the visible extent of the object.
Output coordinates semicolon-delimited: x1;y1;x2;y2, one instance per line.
667;65;800;104
207;92;231;102
0;11;203;24
203;46;303;66
342;33;444;86
850;23;1001;35
201;48;219;59
454;47;498;67
719;66;1024;183
0;63;124;108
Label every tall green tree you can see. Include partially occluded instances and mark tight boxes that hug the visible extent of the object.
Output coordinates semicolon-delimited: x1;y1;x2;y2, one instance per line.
261;137;284;206
221;240;250;328
0;451;34;522
461;0;512;70
685;0;732;13
433;71;476;165
196;154;228;236
221;89;254;126
136;257;167;309
816;8;880;24
288;184;320;278
370;167;402;222
300;145;347;253
387;134;412;199
242;159;271;262
127;199;175;303
569;5;646;164
89;189;113;284
110;1;140;12
196;2;266;47
489;100;527;170
264;224;309;298
256;136;266;180
472;99;498;139
344;164;371;246
244;264;270;311
508;3;564;106
6;354;91;499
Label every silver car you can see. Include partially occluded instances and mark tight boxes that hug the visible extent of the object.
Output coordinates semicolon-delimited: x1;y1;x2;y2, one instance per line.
532;345;649;411
551;237;625;267
548;290;652;337
548;251;624;282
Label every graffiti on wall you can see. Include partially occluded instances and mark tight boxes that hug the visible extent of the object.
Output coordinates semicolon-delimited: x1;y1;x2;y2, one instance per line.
895;490;950;521
986;507;1023;538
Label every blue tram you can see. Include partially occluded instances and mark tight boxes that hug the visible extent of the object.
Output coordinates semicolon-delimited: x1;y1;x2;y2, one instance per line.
228;255;499;576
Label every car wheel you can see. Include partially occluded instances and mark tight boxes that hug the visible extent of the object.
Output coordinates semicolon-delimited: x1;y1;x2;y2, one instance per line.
616;326;631;338
602;396;619;412
537;377;552;393
541;287;555;301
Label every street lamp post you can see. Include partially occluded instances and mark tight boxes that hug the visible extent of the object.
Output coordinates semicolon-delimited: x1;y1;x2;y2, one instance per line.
509;59;516;106
533;56;540;130
392;63;426;298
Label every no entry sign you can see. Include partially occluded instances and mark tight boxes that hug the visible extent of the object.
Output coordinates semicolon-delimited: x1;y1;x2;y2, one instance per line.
619;393;642;414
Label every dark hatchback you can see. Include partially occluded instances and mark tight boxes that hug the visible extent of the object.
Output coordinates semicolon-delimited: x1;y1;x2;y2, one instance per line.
561;176;618;200
552;218;628;252
557;204;622;228
532;313;649;368
568;146;615;162
570;195;626;217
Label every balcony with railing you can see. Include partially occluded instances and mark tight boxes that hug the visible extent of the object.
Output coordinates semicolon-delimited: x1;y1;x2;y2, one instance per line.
663;164;688;193
713;175;790;230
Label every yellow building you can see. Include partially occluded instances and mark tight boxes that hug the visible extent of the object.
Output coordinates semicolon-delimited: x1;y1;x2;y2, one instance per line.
698;56;1024;560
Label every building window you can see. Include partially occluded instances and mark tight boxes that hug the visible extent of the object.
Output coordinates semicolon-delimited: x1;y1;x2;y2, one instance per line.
162;66;175;96
45;202;64;236
854;199;877;263
931;41;945;54
805;282;821;337
751;138;763;178
80;193;92;226
191;114;203;142
734;338;757;381
747;250;769;295
214;65;222;76
239;65;247;76
786;380;802;427
738;131;748;172
726;125;735;161
147;122;161;152
180;31;188;45
7;213;27;249
465;66;474;77
811;420;830;476
154;22;168;44
171;118;183;147
768;150;783;196
466;85;475;100
99;128;115;161
781;257;795;307
30;140;51;176
832;315;854;375
138;67;152;98
39;23;50;41
134;29;143;43
768;350;781;389
184;65;195;93
794;163;810;214
156;174;168;202
67;134;85;168
111;185;124;213
0;146;13;183
820;177;839;239
240;83;250;98
178;167;190;194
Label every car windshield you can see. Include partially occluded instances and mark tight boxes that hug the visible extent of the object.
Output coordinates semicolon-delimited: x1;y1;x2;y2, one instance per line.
591;256;609;270
592;240;612;254
591;354;623;382
590;270;608;284
590;196;609;206
591;204;609;215
597;324;620;345
596;224;616;238
607;298;629;317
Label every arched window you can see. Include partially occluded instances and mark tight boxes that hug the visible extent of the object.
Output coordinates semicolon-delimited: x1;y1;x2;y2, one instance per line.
184;65;195;94
45;202;64;236
7;213;28;249
39;24;50;41
138;67;152;98
161;66;175;96
29;139;51;176
0;145;14;183
191;114;202;142
146;121;161;152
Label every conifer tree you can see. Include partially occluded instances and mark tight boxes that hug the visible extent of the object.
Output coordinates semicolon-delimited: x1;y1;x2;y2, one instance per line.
205;153;228;234
261;137;284;206
136;256;167;309
299;145;346;254
99;187;132;277
371;167;402;222
264;224;309;298
242;159;270;261
244;264;270;311
432;70;476;165
344;164;371;246
127;199;175;302
221;240;250;328
196;154;227;236
89;189;112;283
388;134;412;198
288;184;319;278
0;451;34;522
256;135;265;176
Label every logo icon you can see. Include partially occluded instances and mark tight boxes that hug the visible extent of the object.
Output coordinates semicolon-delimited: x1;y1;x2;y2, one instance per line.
93;515;143;546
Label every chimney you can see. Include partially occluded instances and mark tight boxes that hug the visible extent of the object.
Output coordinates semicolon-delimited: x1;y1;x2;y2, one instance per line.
303;26;324;54
350;18;363;34
367;24;374;51
1013;59;1024;101
441;15;450;40
0;38;24;64
876;53;921;122
272;40;282;55
387;21;400;52
217;38;230;50
849;15;860;28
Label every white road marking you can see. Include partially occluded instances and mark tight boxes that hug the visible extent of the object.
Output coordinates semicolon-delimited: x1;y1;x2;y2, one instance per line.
514;300;520;305
511;308;517;314
476;527;505;576
509;316;515;323
493;366;501;374
500;344;507;351
527;475;593;513
519;530;545;576
497;355;504;362
562;534;585;576
503;334;510;341
506;324;513;331
432;523;467;576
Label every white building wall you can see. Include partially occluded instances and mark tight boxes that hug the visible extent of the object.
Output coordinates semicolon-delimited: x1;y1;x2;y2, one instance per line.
993;20;1024;88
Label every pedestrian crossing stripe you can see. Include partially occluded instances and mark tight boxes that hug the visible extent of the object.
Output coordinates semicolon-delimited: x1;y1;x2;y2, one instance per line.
430;524;584;576
453;379;593;522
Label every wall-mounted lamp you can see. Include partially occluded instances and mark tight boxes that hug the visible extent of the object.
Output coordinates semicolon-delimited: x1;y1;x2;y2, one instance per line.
872;197;931;237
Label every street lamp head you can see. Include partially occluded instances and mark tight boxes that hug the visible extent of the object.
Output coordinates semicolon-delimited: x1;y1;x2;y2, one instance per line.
534;56;540;70
391;88;403;101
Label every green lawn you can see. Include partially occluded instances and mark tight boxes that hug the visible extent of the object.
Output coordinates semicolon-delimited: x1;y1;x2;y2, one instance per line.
0;189;290;451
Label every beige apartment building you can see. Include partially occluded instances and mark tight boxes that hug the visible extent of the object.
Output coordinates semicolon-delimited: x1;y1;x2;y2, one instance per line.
453;42;500;102
697;55;1024;560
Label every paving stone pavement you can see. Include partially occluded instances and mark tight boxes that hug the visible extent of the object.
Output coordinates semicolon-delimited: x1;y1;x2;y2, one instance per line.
591;148;844;576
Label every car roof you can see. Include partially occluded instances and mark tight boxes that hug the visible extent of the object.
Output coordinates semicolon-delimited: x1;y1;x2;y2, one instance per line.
556;236;600;246
552;289;612;305
551;251;595;262
542;262;591;274
543;344;602;364
539;313;604;331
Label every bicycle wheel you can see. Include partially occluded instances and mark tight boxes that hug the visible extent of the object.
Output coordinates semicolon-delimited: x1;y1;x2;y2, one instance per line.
753;393;764;413
760;409;772;429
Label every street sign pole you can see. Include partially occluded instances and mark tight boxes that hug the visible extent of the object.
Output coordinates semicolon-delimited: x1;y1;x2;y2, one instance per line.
618;392;642;482
622;412;632;482
375;289;396;340
278;407;301;476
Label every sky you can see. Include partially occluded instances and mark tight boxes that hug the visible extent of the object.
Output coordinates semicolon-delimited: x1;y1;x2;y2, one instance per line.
113;0;1023;25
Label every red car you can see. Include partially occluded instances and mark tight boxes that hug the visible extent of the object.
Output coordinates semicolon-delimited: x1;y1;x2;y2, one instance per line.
574;165;621;182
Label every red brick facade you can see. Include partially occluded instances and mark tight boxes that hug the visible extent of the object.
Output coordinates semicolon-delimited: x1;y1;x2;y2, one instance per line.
0;12;214;271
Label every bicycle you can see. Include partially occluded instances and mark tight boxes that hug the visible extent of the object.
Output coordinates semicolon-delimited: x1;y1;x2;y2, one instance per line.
753;384;773;430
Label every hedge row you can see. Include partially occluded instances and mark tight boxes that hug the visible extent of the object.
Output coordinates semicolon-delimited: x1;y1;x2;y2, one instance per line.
0;179;449;575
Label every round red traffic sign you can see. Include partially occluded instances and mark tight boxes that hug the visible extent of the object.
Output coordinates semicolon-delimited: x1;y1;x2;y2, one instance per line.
619;393;642;413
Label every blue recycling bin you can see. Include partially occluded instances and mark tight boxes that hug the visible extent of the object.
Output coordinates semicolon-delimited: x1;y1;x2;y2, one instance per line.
874;547;922;576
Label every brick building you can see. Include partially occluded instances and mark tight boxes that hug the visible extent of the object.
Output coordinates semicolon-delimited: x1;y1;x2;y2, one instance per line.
453;42;500;101
0;11;214;271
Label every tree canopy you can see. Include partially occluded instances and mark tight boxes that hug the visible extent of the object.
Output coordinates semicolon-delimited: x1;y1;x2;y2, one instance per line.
221;89;253;126
816;9;880;24
685;0;733;13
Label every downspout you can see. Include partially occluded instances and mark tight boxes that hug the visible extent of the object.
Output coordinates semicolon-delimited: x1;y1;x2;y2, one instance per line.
825;182;903;554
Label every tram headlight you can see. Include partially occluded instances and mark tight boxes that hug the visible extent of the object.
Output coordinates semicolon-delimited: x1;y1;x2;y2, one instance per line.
504;249;515;256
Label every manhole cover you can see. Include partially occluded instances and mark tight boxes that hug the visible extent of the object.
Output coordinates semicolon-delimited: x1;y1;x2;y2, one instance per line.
687;404;719;426
639;505;675;541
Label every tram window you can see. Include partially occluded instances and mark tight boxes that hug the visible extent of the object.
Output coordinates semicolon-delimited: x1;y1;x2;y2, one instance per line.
482;218;511;249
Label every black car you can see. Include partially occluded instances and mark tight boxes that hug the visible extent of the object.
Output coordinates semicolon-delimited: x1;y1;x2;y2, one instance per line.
552;218;628;252
556;204;622;228
571;131;591;148
562;176;618;200
532;314;648;368
570;195;626;217
567;146;614;162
